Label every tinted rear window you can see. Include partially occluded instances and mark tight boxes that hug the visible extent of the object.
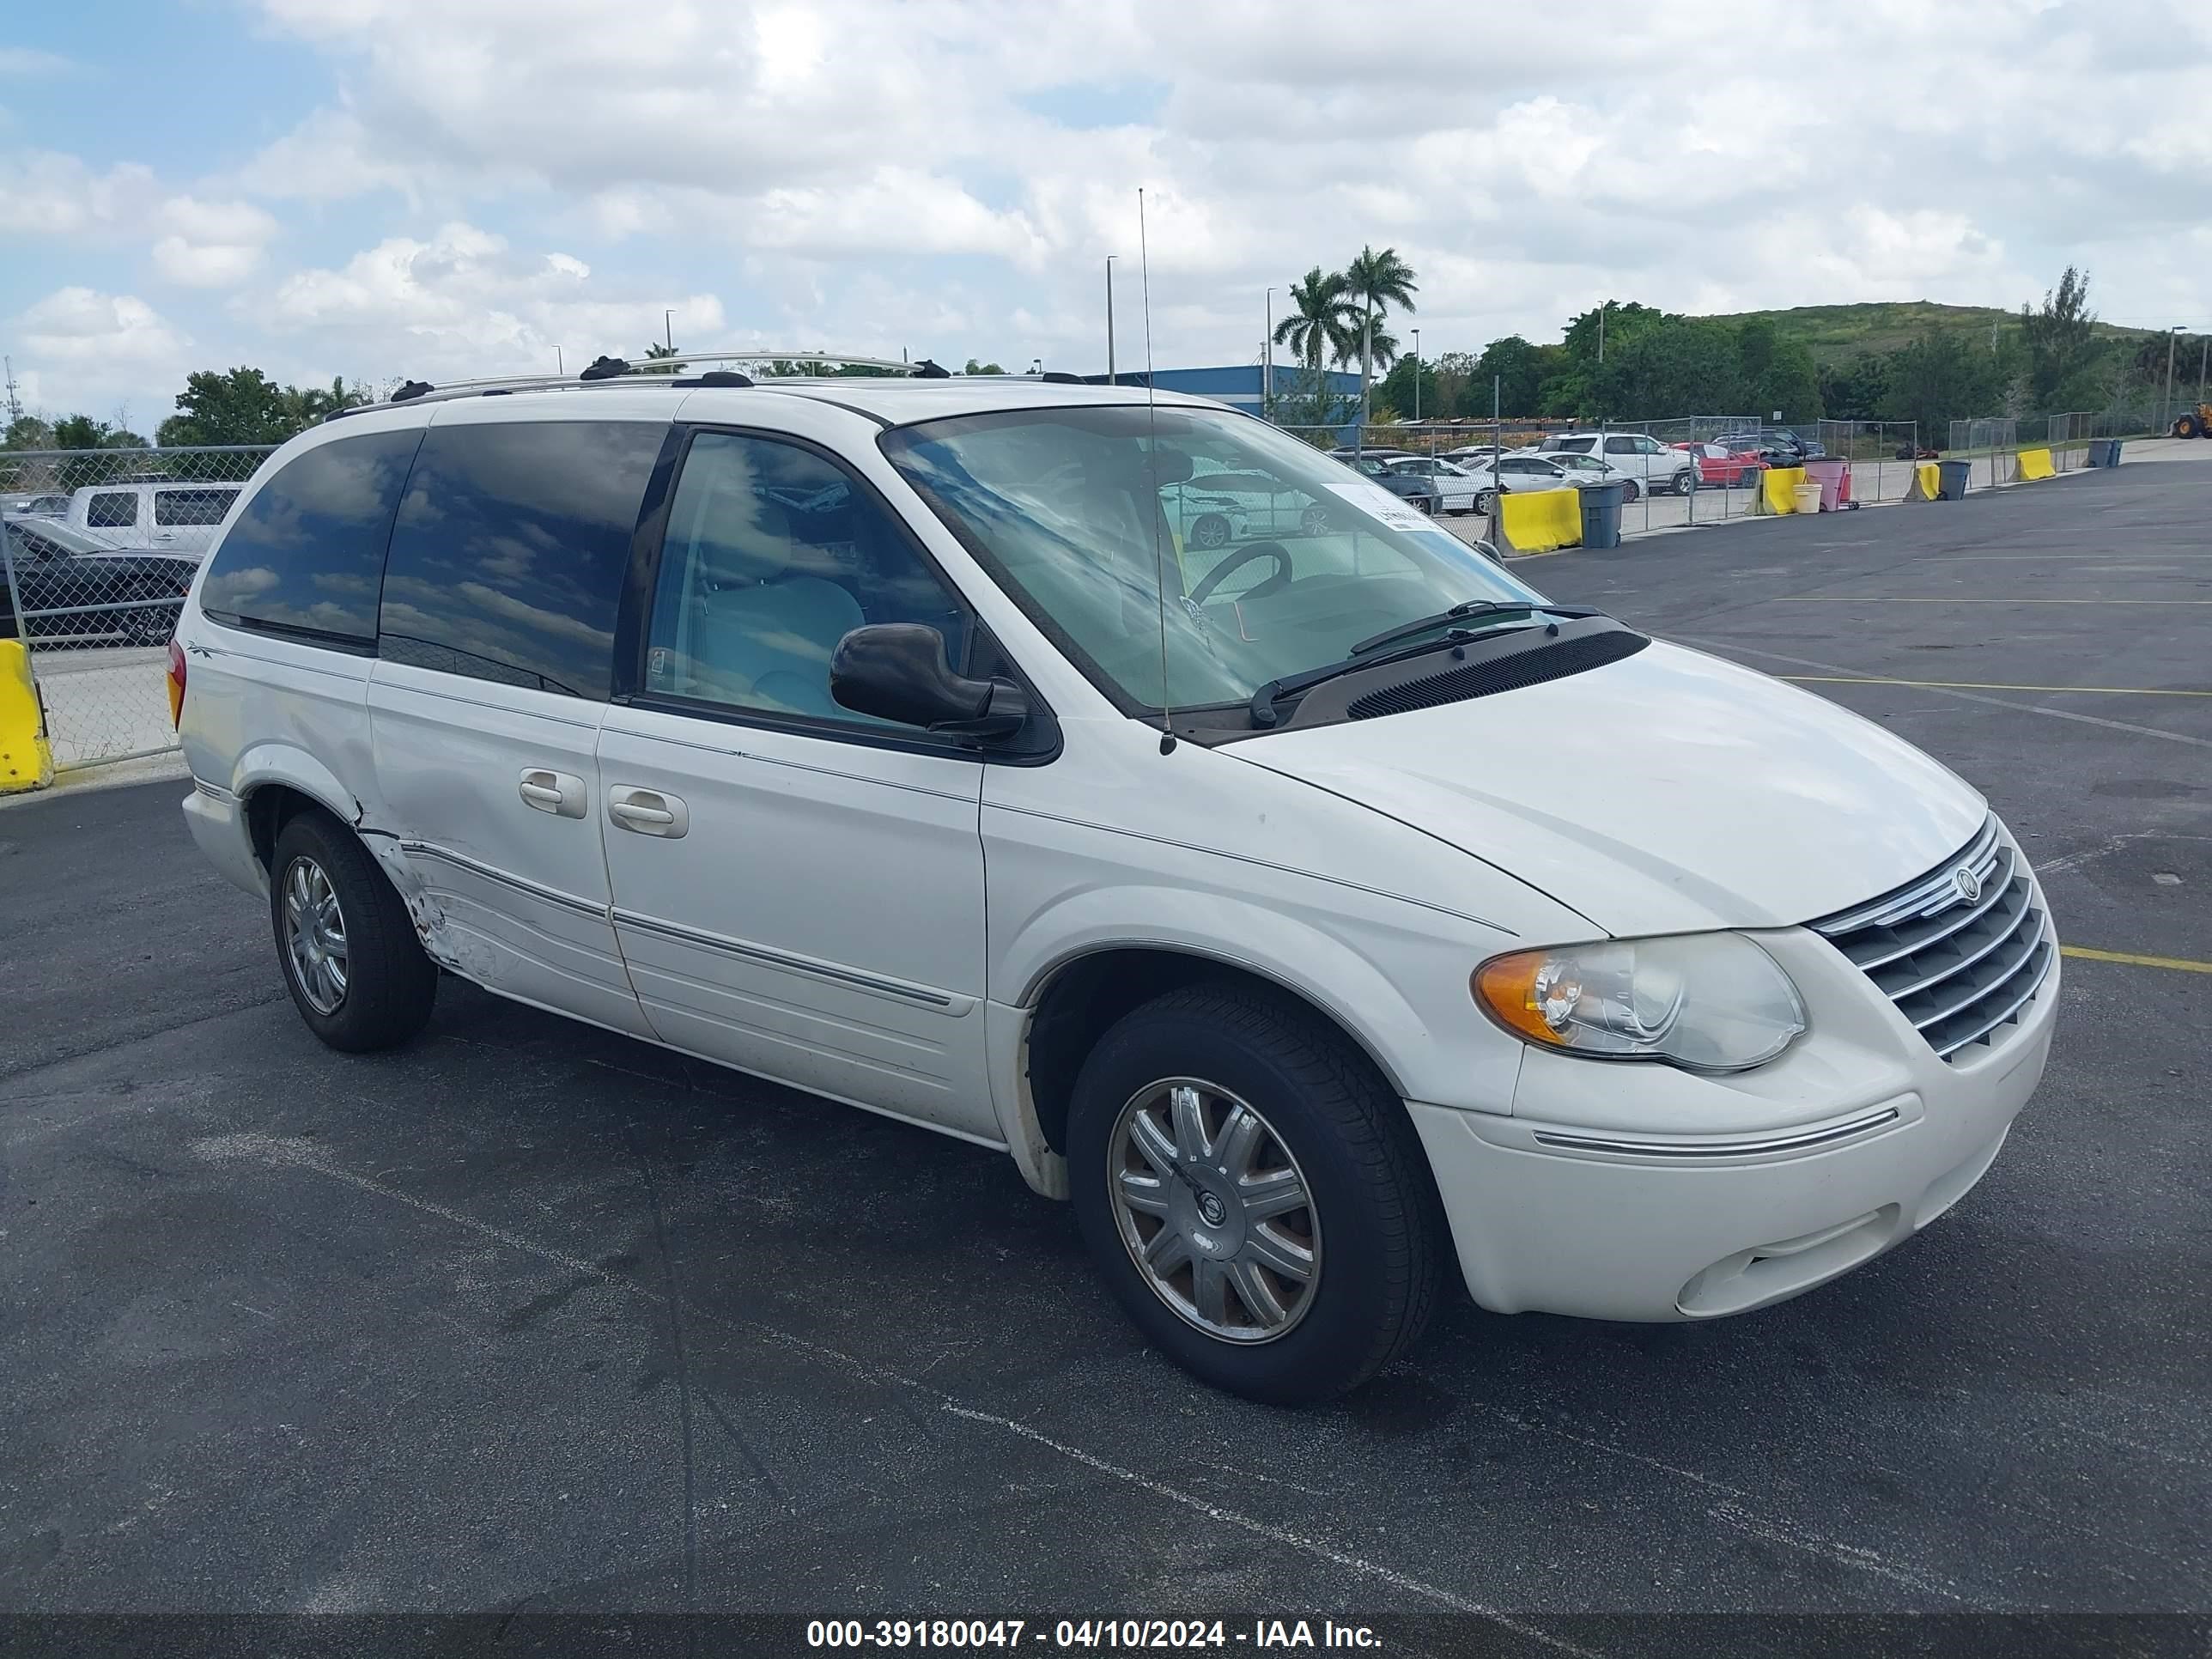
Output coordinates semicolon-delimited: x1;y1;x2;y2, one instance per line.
1550;437;1595;453
155;487;240;526
86;491;138;528
376;420;663;698
200;430;422;642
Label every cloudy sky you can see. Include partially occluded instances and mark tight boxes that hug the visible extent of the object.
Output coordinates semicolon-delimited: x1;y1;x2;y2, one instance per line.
3;0;2210;428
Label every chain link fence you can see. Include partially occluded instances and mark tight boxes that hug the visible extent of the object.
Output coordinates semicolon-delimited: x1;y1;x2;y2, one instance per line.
2;444;274;770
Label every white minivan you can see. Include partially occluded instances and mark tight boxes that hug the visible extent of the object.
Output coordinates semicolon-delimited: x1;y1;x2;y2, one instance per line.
173;368;2059;1404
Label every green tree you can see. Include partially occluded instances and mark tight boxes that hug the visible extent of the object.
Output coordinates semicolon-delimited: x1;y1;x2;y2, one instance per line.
1737;319;1820;422
1561;301;1666;367
4;416;56;450
1271;267;1357;379
1472;335;1546;416
2019;266;2104;410
49;414;132;449
1818;356;1892;421
1589;319;1746;420
641;341;684;376
1881;330;2007;445
1341;246;1417;428
157;368;293;447
961;358;1006;375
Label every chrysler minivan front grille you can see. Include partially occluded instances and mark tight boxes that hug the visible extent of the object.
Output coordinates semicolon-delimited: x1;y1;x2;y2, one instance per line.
1810;817;2055;1063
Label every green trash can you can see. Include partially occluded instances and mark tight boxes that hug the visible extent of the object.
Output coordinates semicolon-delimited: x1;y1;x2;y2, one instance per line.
1578;480;1628;549
1937;459;1972;500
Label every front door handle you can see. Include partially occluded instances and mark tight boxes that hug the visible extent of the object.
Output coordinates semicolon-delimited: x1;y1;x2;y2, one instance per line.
608;786;688;838
519;768;588;819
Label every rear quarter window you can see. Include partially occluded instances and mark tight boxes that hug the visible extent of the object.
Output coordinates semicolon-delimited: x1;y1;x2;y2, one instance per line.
86;491;139;529
155;488;240;526
199;429;423;643
376;420;665;699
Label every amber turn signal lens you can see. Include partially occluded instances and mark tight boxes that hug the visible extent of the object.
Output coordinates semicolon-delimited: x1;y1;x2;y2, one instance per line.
1472;951;1565;1048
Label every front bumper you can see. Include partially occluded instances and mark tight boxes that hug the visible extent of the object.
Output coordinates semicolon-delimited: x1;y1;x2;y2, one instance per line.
1410;924;2059;1322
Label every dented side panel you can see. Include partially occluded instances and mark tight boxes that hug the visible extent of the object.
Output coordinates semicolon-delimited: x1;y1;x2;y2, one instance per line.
366;657;654;1040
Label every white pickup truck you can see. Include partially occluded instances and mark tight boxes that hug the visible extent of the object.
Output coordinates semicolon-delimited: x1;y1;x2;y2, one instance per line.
63;479;245;555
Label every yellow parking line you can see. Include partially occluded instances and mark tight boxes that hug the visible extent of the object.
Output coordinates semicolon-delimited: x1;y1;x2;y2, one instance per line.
2061;945;2212;975
1776;597;2212;605
1782;676;2212;697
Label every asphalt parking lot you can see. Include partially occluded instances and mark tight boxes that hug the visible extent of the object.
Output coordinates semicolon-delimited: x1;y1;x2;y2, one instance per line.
2;460;2207;1652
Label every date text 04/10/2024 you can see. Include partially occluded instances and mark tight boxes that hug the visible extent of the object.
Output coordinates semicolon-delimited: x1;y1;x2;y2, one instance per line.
805;1619;1382;1649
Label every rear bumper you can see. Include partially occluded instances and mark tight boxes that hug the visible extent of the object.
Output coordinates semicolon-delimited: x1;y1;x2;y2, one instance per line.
181;780;265;899
1409;963;2057;1322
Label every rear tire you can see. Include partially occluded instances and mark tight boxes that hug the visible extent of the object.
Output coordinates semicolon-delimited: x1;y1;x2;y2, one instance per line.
270;810;438;1053
1620;478;1641;502
1191;514;1231;551
2178;414;2203;440
1066;981;1447;1406
1472;489;1494;515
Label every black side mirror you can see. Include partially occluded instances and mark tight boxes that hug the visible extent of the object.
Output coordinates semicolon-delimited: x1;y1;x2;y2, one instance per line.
830;623;1028;741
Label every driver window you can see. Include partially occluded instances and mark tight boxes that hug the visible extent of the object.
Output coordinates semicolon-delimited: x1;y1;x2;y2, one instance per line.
645;432;972;727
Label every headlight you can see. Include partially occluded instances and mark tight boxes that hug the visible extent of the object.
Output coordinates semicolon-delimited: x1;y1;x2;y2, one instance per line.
1473;933;1806;1073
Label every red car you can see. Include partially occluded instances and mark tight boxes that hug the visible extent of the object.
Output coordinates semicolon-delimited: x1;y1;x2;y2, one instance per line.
1674;441;1766;487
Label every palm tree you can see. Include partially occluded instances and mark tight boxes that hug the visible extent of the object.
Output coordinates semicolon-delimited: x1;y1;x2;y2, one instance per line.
1272;267;1357;375
1343;246;1418;428
641;341;683;376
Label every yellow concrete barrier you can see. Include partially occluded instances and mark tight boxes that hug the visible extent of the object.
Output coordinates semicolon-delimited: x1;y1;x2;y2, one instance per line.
2015;447;2055;481
1760;466;1808;514
1905;463;1942;501
1496;487;1582;555
0;639;54;794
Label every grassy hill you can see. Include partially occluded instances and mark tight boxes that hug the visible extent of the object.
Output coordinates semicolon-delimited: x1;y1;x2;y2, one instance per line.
1698;301;2154;362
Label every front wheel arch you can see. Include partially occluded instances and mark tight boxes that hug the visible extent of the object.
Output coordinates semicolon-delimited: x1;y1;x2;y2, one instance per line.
1023;946;1413;1160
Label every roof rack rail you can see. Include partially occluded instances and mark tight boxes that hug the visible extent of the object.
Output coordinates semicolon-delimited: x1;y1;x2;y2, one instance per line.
341;350;930;416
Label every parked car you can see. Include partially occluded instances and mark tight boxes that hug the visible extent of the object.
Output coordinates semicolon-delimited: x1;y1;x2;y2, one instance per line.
3;492;70;518
0;516;195;645
1178;464;1335;542
1379;456;1483;514
1536;432;1698;497
63;479;245;554
1456;451;1583;514
1539;452;1638;493
1337;452;1442;514
1675;441;1767;488
1722;431;1820;469
173;374;2058;1406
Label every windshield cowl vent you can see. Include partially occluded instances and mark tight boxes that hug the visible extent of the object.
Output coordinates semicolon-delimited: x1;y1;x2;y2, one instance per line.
1344;630;1650;720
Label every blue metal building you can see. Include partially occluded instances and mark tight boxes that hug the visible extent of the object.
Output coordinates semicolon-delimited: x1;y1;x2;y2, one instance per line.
1082;364;1361;422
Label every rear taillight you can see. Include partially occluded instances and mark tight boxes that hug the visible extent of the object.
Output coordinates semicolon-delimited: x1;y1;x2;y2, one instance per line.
167;638;186;729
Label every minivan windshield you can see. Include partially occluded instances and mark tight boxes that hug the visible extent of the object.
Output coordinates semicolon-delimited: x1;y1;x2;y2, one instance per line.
880;404;1547;715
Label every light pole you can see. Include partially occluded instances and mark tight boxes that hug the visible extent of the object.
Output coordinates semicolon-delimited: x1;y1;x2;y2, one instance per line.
1597;300;1609;365
1264;286;1274;416
556;347;563;375
2164;325;2185;433
1412;328;1422;422
2199;331;2209;406
665;309;674;353
1030;357;1042;377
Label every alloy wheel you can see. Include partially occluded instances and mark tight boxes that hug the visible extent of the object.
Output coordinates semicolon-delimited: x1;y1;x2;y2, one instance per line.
1106;1079;1322;1344
283;854;350;1015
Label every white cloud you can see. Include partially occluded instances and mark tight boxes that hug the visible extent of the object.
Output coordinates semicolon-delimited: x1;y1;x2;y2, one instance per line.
16;287;189;367
149;196;281;287
261;220;725;381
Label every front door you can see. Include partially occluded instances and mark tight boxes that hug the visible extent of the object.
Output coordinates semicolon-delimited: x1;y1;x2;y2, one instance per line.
597;424;994;1137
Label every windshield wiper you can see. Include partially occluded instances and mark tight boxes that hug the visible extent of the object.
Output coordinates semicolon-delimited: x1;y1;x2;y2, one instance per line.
1248;603;1602;730
1348;599;1539;657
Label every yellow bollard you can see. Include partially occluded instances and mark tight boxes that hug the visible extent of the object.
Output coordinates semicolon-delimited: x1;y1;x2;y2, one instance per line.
0;639;54;794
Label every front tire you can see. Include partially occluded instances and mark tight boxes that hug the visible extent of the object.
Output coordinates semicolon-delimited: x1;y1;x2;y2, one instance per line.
1672;468;1696;496
270;810;438;1053
1066;982;1447;1406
